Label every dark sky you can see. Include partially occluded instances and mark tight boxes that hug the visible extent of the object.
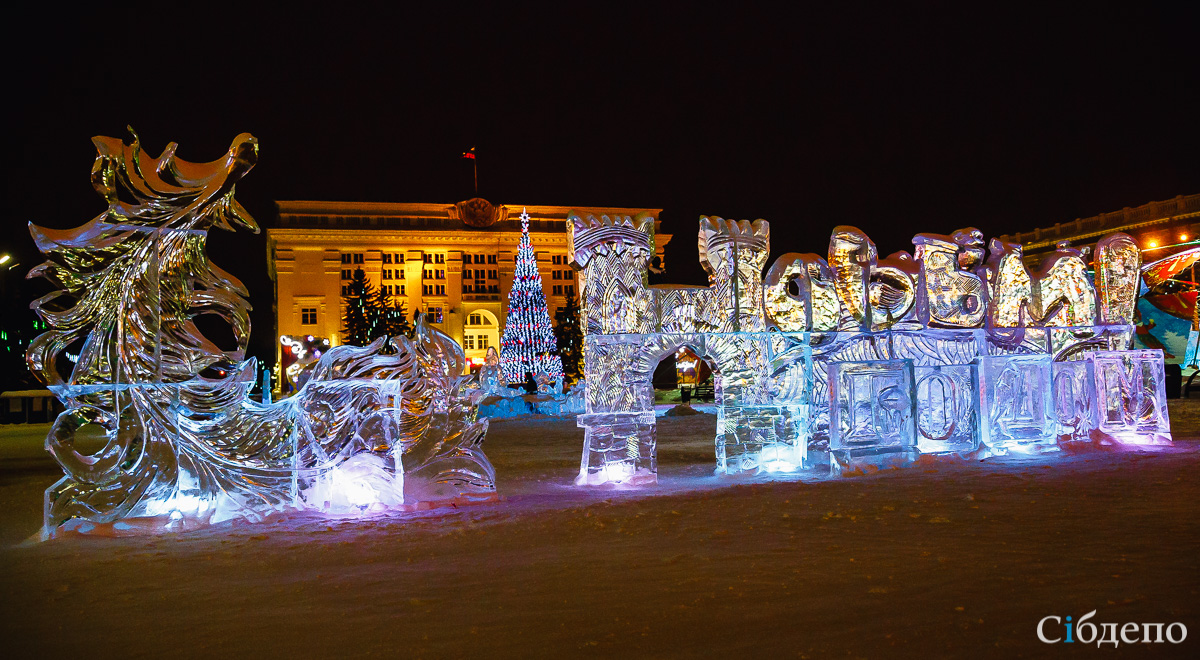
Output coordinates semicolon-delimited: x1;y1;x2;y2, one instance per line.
5;2;1197;362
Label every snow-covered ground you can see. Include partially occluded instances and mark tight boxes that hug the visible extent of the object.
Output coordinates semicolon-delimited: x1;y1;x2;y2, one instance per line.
1;403;1198;657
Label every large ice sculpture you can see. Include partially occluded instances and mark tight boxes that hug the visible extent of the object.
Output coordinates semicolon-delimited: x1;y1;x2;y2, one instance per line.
28;131;496;537
569;202;1168;485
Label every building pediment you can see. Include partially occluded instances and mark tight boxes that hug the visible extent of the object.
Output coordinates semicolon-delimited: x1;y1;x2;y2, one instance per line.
449;198;509;228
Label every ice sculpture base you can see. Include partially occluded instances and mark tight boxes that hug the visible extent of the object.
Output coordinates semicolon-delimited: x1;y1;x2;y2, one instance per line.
829;446;921;475
576;412;658;486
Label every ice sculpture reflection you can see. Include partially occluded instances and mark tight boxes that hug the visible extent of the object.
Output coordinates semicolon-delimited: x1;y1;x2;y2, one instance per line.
569;206;1170;486
28;131;495;537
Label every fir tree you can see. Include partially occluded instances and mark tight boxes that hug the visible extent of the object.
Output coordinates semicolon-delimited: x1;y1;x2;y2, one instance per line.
554;294;584;386
371;285;412;340
342;268;413;347
500;209;564;382
341;268;374;346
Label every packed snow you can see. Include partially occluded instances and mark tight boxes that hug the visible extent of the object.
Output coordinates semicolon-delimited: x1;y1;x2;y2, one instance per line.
1;402;1197;657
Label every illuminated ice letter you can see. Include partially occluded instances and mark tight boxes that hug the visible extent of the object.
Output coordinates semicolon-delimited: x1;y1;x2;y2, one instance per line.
914;364;979;454
1089;349;1171;445
913;229;987;328
829;360;916;464
1051;360;1094;442
976;355;1055;451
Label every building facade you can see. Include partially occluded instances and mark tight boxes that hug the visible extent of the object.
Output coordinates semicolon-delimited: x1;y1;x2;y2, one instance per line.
267;199;669;371
996;193;1200;263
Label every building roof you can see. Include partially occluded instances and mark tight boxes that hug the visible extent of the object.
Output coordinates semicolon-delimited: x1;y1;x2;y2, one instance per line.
996;193;1200;251
274;199;664;235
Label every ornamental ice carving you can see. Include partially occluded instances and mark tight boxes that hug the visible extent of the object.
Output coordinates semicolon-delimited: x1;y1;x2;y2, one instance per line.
568;208;1168;485
28;131;496;537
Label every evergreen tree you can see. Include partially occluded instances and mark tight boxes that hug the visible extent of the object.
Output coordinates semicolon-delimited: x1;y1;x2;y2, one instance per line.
371;285;412;340
341;268;374;346
554;294;584;386
342;267;413;346
500;209;563;382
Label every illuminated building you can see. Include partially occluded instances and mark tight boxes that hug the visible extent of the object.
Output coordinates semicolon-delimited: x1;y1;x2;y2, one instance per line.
267;199;669;371
997;193;1200;261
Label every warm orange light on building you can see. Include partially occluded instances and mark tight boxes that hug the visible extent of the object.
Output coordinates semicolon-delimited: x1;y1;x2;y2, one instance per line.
1147;240;1158;248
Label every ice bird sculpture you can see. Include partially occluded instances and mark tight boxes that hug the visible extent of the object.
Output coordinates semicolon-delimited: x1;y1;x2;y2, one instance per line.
28;130;496;538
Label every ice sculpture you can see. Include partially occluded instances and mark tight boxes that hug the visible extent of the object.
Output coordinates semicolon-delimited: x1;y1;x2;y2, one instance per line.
28;131;496;537
476;346;507;396
569;204;1168;485
828;360;917;467
1090;349;1171;444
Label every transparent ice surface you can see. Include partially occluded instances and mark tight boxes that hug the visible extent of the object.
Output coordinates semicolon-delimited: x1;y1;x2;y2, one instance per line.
829;360;916;452
977;355;1055;451
1051;360;1093;442
1089;349;1171;444
914;364;979;454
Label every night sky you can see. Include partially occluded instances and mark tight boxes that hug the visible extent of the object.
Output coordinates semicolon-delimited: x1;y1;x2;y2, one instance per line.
5;2;1197;364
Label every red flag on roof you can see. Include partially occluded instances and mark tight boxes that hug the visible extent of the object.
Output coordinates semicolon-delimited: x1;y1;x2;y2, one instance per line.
461;147;475;159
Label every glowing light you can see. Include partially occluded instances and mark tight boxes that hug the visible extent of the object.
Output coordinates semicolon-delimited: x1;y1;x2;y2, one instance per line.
1147;240;1158;248
0;254;10;265
1181;234;1189;242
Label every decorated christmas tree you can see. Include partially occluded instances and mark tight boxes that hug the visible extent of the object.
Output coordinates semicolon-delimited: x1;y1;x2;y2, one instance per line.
500;209;564;383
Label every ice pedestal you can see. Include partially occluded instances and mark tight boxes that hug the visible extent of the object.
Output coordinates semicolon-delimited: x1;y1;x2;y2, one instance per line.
717;404;807;474
977;355;1056;452
1089;349;1171;445
576;412;657;485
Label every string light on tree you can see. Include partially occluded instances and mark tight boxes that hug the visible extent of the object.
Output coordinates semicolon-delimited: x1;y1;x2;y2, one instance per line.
499;208;564;382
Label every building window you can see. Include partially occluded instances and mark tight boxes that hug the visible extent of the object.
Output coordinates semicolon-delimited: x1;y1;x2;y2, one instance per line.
557;306;565;316
552;255;562;265
553;285;563;296
423;253;431;264
382;285;393;296
436;285;445;296
463;284;473;293
488;269;497;279
394;253;404;264
488;255;497;264
437;269;445;279
381;269;390;280
352;253;364;264
566;285;575;297
464;334;475;350
424;269;432;279
468;313;482;326
399;284;405;295
301;308;317;325
423;284;431;295
341;285;349;295
341;253;351;264
436;254;445;264
489;284;499;293
382;254;392;264
425;306;443;324
341;269;352;280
